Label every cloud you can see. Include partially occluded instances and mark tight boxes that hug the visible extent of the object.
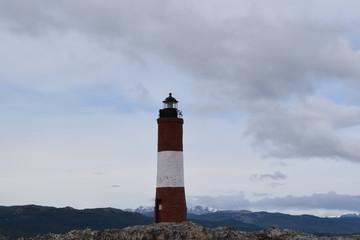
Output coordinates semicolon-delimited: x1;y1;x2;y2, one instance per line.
111;185;121;188
252;193;271;198
188;192;251;210
247;97;360;162
1;1;360;105
2;1;360;101
249;172;287;189
1;1;360;164
250;171;287;182
188;191;360;212
256;191;360;212
268;183;285;188
1;0;360;168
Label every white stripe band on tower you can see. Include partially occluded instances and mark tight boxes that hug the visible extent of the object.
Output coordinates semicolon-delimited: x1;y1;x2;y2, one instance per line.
157;151;184;188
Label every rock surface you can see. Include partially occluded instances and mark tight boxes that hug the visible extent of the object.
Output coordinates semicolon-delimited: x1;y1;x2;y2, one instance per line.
17;222;360;240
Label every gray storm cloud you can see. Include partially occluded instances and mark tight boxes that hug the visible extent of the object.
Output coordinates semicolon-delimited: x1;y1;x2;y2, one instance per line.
247;97;360;162
188;192;360;212
250;171;287;182
2;0;359;100
255;191;360;211
1;0;360;163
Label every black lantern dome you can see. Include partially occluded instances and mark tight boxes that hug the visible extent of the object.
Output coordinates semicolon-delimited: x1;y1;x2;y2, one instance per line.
163;93;178;109
159;93;182;118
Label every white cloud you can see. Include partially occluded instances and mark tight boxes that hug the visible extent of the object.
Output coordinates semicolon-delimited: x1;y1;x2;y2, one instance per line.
247;97;360;162
188;191;360;213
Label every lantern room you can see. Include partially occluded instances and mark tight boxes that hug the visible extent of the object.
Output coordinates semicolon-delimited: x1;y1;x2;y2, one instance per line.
163;93;178;109
159;93;181;118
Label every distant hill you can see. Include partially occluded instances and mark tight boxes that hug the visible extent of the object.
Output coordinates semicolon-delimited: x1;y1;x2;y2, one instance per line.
0;205;152;239
126;205;219;215
189;210;360;235
340;213;360;218
129;208;360;235
1;205;360;239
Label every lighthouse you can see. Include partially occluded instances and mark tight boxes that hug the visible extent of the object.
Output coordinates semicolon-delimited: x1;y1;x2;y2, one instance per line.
155;93;187;223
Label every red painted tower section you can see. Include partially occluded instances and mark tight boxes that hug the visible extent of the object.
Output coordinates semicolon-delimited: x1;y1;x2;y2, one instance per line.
155;93;187;223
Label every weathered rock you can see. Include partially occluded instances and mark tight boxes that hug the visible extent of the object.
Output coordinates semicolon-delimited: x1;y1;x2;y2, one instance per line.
17;222;360;240
249;226;360;240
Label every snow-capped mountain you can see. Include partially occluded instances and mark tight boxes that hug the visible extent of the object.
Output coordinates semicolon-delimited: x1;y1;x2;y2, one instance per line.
187;205;219;215
124;206;154;214
339;213;360;218
125;205;219;215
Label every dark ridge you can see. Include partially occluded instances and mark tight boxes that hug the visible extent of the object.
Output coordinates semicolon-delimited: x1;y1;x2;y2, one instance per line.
0;205;152;239
1;205;360;239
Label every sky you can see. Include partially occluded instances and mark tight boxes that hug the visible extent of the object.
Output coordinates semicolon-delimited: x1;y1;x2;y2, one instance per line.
1;0;360;217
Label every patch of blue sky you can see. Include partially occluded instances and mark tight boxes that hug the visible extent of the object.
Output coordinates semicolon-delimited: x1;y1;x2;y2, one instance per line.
340;124;360;139
68;84;154;114
0;82;129;123
0;82;49;113
345;24;360;51
313;78;359;105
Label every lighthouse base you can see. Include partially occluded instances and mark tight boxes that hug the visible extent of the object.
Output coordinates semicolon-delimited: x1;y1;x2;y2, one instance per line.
154;187;187;223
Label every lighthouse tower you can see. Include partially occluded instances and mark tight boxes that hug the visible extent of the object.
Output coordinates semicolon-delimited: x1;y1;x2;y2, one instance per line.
155;93;187;223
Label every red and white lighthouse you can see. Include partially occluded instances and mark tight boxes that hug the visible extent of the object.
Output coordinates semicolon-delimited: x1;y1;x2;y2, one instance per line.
154;93;187;223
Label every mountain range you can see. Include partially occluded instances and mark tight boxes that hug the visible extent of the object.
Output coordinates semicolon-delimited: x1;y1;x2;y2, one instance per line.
340;213;360;218
1;205;360;239
125;205;218;215
0;205;151;239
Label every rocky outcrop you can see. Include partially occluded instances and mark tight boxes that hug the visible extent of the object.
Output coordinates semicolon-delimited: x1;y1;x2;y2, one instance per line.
18;222;360;240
